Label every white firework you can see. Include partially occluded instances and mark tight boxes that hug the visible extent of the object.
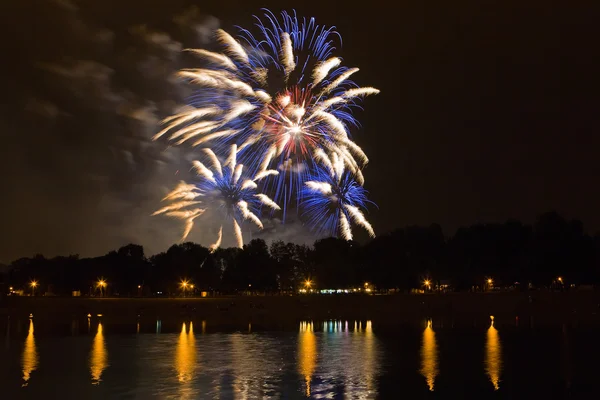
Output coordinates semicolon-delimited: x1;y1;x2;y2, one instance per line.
153;145;280;250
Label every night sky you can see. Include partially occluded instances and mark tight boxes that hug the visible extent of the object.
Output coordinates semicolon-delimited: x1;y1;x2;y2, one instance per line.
0;0;597;262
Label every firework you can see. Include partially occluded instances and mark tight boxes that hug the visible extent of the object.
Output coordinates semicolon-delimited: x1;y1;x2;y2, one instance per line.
302;153;375;240
154;10;378;199
153;145;280;250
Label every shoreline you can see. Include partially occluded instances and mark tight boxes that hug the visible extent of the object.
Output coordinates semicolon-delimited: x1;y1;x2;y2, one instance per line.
3;291;600;327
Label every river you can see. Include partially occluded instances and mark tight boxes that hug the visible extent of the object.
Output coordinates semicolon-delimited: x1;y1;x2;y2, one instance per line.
0;317;598;398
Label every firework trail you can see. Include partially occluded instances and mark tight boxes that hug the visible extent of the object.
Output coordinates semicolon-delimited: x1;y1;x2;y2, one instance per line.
154;10;378;211
302;152;375;240
153;145;280;250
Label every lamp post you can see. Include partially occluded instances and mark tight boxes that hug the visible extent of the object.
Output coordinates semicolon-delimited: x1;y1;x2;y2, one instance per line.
96;279;107;297
30;280;38;296
305;279;312;290
180;280;189;297
423;280;431;292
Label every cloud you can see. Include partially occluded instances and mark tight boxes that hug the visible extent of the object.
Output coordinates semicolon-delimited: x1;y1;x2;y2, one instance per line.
0;1;221;262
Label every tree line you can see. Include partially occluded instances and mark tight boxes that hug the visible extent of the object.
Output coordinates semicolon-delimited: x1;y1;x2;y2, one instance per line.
2;212;599;296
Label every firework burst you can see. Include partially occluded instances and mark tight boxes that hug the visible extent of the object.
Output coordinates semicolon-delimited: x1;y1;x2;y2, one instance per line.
153;10;378;203
153;145;280;250
302;151;375;240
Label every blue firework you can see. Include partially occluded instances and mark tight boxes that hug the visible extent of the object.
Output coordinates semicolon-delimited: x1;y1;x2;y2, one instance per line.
153;146;280;250
301;151;375;240
153;10;379;216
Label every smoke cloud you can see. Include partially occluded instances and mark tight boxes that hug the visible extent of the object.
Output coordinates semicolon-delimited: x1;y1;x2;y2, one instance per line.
0;0;319;262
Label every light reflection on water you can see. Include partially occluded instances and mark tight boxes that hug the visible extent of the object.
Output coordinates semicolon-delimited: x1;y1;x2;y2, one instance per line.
176;322;197;398
21;319;38;387
420;320;438;391
298;322;317;396
90;322;108;385
229;328;284;398
314;320;380;399
485;319;502;390
6;318;523;397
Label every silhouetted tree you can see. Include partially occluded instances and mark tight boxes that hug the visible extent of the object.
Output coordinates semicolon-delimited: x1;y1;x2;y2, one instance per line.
4;211;599;295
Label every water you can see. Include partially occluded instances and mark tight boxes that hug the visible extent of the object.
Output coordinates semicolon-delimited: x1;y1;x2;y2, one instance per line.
1;318;599;398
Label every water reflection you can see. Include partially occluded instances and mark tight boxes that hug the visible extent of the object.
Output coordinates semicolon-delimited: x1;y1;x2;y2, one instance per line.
90;322;108;385
3;319;597;398
175;322;197;387
298;322;317;396
229;332;282;398
561;324;572;390
22;319;38;386
309;320;380;399
485;320;502;390
361;321;377;395
420;320;438;391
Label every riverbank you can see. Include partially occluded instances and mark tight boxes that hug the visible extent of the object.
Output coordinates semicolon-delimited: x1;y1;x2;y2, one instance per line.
3;291;600;327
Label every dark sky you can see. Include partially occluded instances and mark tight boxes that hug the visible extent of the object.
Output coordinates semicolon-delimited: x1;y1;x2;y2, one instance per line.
0;0;598;261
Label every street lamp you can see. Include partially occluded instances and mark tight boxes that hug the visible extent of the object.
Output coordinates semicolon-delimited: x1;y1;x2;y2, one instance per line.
30;280;38;296
180;280;189;297
96;279;107;297
423;279;431;291
304;279;313;293
557;276;563;284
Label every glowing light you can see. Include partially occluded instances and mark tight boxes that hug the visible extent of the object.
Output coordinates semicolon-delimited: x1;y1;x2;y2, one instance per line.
487;278;493;285
557;276;563;283
362;320;377;393
154;145;279;248
180;280;189;289
176;322;197;385
302;152;374;239
298;322;317;396
485;320;502;390
420;320;438;391
29;280;38;288
90;322;108;385
21;319;38;387
304;280;312;288
153;10;379;216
